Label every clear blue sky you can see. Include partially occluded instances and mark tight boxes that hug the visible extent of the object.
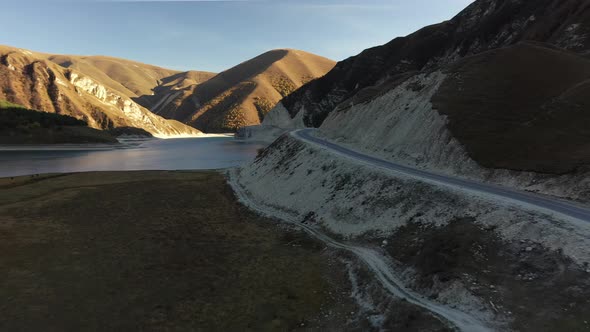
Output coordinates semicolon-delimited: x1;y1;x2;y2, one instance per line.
1;0;474;72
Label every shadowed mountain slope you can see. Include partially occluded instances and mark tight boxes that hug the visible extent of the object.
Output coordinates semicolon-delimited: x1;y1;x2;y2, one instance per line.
432;42;590;173
280;0;590;127
266;0;590;173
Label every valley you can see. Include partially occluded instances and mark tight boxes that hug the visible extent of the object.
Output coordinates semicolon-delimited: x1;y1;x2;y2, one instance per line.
1;0;590;331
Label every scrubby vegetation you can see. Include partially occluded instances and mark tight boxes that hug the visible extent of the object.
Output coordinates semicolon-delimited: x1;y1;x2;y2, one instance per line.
272;76;296;97
301;75;315;85
0;99;116;144
253;96;274;121
223;105;247;131
0;101;87;130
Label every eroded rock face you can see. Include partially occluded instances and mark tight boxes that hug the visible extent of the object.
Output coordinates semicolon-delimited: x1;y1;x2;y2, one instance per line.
0;45;202;137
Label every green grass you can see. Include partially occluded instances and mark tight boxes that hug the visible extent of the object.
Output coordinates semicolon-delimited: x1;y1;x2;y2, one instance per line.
0;100;27;110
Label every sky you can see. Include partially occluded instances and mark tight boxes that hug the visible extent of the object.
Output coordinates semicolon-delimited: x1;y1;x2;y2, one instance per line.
0;0;474;72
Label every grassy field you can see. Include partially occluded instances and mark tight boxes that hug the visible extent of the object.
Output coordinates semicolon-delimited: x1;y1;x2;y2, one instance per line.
0;171;355;331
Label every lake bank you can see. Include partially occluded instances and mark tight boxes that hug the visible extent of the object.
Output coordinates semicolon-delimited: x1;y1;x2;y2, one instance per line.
0;136;264;177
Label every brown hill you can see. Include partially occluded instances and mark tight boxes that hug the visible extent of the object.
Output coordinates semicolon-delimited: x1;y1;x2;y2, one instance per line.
152;49;335;132
432;42;590;173
0;45;202;137
45;54;216;110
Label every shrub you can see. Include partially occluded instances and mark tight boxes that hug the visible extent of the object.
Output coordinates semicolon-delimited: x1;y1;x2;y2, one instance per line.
222;106;247;131
253;96;274;121
272;76;296;98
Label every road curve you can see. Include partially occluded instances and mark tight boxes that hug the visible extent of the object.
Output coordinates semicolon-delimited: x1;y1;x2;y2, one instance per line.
295;129;590;224
228;170;492;332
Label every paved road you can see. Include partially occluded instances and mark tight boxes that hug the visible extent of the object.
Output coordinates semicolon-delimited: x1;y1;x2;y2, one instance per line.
295;128;590;224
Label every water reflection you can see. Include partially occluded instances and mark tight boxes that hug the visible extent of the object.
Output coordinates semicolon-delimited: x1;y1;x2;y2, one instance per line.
0;137;265;177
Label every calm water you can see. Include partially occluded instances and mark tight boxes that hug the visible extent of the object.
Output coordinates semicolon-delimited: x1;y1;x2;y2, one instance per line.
0;136;265;178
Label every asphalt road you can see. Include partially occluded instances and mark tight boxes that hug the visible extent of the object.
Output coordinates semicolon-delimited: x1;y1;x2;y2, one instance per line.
295;128;590;224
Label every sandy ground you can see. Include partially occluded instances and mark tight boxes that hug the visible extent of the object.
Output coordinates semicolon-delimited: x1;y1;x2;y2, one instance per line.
0;171;360;331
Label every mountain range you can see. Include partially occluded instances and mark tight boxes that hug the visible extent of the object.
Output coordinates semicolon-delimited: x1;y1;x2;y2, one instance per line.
0;45;334;135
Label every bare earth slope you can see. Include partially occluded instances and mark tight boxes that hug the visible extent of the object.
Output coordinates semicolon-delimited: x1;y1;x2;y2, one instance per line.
157;49;335;133
0;45;202;137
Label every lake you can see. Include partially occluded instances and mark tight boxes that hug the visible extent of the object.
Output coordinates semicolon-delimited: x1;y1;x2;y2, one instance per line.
0;136;266;178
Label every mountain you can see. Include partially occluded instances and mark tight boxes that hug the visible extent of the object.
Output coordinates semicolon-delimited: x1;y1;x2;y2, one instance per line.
0;45;203;137
278;0;590;127
256;0;590;174
46;54;216;112
152;49;335;132
432;42;590;173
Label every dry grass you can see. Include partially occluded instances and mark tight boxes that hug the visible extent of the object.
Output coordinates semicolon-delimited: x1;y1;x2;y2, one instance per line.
432;42;590;174
0;171;355;331
182;49;335;132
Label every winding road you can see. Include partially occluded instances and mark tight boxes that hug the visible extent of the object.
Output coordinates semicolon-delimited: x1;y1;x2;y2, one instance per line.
295;128;590;224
